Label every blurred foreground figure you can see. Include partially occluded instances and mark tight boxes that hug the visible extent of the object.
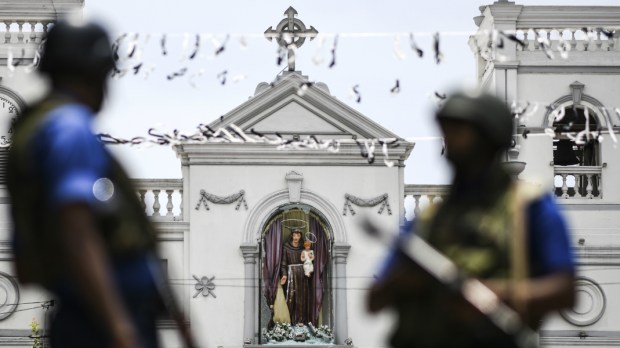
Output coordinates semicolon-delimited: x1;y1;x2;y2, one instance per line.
7;21;195;348
368;92;575;348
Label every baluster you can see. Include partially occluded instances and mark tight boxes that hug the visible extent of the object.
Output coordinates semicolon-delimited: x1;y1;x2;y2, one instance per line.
138;190;147;212
601;32;610;51
550;29;557;50
152;189;161;216
28;22;36;42
527;29;536;51
166;190;174;216
17;22;24;43
436;195;444;204
576;28;586;51
515;30;524;51
561;174;569;199
413;195;421;218
597;174;602;198
179;189;184;220
4;23;11;44
573;175;582;198
428;194;436;206
585;174;594;199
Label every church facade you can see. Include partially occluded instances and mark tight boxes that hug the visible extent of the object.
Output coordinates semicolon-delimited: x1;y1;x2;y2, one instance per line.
0;1;619;347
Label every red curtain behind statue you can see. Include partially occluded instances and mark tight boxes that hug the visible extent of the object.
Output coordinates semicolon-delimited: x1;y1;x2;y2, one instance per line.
309;215;329;326
262;217;282;325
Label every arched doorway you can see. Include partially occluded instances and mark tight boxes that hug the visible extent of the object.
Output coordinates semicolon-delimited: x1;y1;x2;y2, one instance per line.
258;203;333;343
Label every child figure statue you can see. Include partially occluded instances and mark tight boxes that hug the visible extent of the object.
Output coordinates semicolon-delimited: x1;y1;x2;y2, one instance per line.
300;240;315;277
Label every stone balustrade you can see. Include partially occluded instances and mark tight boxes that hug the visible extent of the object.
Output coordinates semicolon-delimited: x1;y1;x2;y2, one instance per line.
515;28;617;52
0;21;50;46
132;179;184;221
554;166;603;199
0;0;83;47
404;184;450;219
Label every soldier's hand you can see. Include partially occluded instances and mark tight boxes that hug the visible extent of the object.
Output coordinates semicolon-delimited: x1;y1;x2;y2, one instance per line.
281;275;287;285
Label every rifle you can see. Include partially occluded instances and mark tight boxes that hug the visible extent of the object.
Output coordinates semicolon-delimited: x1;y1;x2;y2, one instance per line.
362;219;539;348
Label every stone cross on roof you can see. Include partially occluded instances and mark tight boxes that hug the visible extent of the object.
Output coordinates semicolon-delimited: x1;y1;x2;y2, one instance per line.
265;6;318;71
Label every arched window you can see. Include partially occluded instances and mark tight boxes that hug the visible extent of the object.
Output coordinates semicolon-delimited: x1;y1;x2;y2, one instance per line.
551;104;602;198
553;105;600;167
259;204;333;344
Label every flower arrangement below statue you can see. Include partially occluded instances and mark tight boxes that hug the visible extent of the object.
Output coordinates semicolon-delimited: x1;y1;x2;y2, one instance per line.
261;322;335;344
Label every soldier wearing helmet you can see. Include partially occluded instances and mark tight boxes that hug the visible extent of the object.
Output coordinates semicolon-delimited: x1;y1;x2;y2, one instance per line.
368;91;575;348
7;21;195;348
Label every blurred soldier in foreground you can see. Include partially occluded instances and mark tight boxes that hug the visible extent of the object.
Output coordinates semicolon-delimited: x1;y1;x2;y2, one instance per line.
368;92;575;347
7;21;195;348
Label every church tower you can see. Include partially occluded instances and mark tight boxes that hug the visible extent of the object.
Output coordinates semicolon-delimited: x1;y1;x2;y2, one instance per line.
470;1;620;346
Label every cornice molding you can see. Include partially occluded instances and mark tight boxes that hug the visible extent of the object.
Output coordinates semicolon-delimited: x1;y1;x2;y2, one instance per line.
486;3;523;26
175;141;415;167
476;4;620;30
574;245;620;266
517;6;620;28
0;0;84;21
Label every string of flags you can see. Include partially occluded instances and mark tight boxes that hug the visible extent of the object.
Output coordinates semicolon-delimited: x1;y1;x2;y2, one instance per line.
3;27;620;163
88;88;619;161
91;119;617;168
4;27;618;85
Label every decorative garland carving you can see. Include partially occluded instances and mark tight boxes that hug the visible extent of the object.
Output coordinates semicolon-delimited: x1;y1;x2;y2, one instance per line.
342;193;392;216
193;275;216;299
195;189;248;211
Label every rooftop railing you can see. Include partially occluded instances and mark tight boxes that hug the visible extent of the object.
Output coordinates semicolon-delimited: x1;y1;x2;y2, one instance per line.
132;179;184;221
554;166;603;199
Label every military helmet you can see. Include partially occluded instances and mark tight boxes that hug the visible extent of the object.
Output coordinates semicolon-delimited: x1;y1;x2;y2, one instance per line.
436;91;514;150
39;20;114;79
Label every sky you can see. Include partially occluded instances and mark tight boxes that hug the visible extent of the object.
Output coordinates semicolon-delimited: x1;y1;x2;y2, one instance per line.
83;0;620;184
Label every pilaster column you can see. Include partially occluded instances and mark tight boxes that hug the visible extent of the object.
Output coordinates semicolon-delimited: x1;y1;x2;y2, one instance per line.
181;155;190;222
240;243;259;344
333;243;351;344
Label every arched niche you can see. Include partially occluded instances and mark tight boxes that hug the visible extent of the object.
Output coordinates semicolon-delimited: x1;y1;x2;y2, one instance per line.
240;188;350;345
258;204;334;343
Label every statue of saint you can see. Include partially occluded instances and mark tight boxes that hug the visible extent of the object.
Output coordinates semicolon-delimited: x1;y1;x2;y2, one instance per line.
301;240;315;277
280;229;311;325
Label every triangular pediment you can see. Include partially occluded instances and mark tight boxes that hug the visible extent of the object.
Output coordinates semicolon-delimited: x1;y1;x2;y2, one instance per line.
247;100;348;135
208;72;401;140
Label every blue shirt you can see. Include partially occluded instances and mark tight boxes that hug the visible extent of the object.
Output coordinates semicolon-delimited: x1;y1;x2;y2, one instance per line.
30;102;156;298
377;194;575;280
32;103;109;209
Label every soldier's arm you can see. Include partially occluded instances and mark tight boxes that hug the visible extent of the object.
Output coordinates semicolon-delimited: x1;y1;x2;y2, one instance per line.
368;253;434;313
59;203;139;348
484;272;575;316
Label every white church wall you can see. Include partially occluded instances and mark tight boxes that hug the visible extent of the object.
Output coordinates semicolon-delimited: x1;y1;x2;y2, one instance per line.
186;163;402;347
518;134;555;190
